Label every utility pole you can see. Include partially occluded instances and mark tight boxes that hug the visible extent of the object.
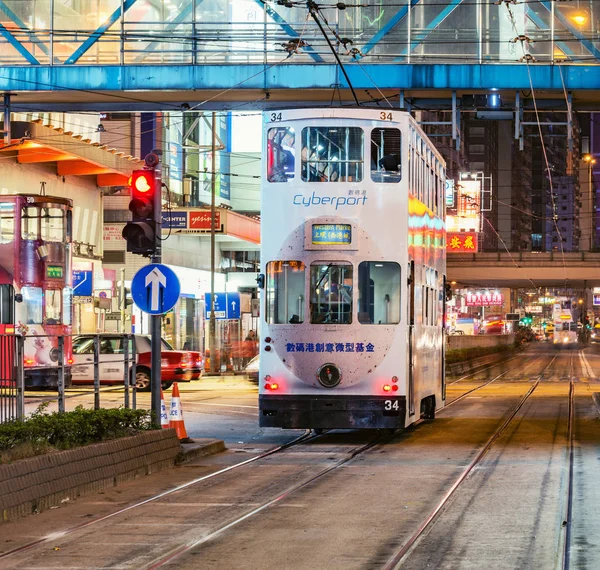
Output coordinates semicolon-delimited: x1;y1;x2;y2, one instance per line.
149;151;162;422
119;267;125;332
209;112;217;374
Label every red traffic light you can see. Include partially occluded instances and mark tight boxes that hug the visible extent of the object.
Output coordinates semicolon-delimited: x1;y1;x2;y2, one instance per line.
129;170;155;196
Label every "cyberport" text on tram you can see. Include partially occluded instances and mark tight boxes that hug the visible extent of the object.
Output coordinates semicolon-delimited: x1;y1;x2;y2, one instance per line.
293;192;368;209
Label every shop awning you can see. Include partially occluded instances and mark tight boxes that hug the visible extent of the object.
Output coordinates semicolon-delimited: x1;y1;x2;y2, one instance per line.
0;121;142;186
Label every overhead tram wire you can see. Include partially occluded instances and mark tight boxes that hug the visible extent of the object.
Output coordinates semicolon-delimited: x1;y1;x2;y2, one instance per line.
307;1;361;107
502;0;569;284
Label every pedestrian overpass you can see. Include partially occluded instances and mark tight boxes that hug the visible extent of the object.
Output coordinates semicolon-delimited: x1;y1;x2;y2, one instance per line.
448;252;600;288
0;0;599;113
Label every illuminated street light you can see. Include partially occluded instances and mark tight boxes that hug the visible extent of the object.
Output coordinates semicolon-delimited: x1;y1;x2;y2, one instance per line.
572;14;587;26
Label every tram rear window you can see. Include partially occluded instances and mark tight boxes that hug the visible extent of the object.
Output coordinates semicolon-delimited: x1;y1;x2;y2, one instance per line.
371;128;401;183
358;262;401;324
267;127;295;182
41;208;65;242
22;207;38;240
22;286;42;325
301;127;363;183
265;261;305;324
310;263;353;324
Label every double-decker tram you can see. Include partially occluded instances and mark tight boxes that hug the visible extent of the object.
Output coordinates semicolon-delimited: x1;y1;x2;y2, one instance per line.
0;194;73;388
259;109;446;430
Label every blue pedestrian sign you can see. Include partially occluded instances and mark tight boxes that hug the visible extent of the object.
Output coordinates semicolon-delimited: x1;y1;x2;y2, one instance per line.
131;264;181;315
205;292;241;320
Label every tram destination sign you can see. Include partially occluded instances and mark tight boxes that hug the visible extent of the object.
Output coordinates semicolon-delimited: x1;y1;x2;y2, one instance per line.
46;265;63;279
312;224;351;245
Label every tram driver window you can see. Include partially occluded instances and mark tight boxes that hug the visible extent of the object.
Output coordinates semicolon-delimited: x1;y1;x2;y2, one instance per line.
41;208;65;242
21;286;43;325
21;207;39;241
301;127;363;183
371;128;401;183
44;289;61;325
310;262;353;324
265;261;305;324
358;262;401;324
267;127;296;182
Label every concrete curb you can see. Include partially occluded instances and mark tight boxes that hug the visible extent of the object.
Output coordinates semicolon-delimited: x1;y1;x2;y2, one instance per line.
177;438;227;464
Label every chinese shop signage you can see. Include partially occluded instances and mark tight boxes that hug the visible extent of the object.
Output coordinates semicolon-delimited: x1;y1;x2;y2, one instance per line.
447;232;478;253
465;291;504;307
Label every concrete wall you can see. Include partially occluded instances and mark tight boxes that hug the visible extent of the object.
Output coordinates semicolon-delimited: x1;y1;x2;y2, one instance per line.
447;334;515;350
0;429;181;522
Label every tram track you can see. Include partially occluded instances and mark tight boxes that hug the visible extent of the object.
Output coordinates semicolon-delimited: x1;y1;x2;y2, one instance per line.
382;356;579;569
0;429;316;561
0;428;388;567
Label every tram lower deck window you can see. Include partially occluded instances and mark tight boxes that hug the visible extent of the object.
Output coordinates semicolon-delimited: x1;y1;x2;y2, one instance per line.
310;262;353;324
266;261;305;324
358;262;401;324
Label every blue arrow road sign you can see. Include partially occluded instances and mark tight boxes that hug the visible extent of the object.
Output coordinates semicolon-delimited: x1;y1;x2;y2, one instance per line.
205;292;241;320
131;264;181;315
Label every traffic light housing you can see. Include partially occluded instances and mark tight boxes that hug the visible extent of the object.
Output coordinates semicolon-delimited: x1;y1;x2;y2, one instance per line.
122;169;158;256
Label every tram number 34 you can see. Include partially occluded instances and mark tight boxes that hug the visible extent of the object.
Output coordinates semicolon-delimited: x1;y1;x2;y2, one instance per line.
384;400;399;411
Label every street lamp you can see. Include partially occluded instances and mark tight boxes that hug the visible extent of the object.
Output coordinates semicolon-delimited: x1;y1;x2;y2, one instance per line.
583;154;597;250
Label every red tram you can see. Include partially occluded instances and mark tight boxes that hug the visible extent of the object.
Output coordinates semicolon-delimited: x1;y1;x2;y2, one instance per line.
0;194;73;388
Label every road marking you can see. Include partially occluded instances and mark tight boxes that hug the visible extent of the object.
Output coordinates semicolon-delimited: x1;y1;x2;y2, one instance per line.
579;351;595;378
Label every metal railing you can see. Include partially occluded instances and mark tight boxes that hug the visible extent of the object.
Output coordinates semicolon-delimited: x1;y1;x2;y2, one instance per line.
0;3;598;67
0;334;24;424
16;333;139;420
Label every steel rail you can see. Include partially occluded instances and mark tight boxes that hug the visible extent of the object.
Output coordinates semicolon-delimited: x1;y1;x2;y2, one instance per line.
0;429;318;560
560;380;575;570
145;436;382;569
382;380;540;570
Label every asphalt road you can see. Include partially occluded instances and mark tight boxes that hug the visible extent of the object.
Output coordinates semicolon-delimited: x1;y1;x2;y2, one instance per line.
6;343;600;569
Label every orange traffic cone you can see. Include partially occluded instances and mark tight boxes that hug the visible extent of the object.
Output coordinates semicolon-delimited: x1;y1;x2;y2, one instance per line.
160;388;169;429
169;382;192;442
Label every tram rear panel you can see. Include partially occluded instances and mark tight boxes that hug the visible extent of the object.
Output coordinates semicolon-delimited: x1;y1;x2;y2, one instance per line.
259;109;446;430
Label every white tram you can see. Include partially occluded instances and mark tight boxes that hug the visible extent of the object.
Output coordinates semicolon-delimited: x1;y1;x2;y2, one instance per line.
258;109;446;430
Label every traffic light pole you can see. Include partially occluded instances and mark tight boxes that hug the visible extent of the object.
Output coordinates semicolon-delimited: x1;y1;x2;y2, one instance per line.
149;151;162;425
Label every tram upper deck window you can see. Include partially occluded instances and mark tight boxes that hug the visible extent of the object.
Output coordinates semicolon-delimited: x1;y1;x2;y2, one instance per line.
21;286;42;325
21;207;39;241
301;127;363;183
41;208;65;242
371;128;401;183
358;262;401;324
0;203;15;244
310;262;353;324
267;127;295;182
266;261;305;324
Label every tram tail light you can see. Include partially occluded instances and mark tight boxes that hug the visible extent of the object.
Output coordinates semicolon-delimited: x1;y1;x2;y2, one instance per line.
67;358;73;365
24;358;34;366
264;382;279;391
383;384;392;392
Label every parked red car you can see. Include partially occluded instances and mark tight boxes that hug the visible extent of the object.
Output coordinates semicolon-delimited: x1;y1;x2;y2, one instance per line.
71;334;203;391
